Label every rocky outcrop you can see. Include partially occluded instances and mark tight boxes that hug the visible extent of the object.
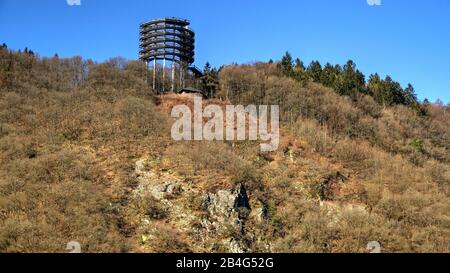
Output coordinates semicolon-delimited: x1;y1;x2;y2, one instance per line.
201;183;252;253
134;158;183;200
203;183;251;220
150;182;183;200
133;158;263;253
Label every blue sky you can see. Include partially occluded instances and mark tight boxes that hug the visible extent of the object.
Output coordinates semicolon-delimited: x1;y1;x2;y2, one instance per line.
0;0;449;102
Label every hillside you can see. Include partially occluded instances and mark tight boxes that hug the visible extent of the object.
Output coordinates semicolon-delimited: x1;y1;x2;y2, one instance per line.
0;47;449;253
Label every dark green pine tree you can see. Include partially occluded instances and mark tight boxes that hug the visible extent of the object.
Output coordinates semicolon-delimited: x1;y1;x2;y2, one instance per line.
338;60;366;97
294;58;305;71
388;77;406;105
292;58;307;82
368;73;387;105
280;51;294;76
404;83;418;106
404;83;427;115
201;62;219;98
307;61;322;82
320;62;339;87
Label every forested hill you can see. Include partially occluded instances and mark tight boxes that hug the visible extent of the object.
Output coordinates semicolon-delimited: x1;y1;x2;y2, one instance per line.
278;52;424;111
0;45;449;253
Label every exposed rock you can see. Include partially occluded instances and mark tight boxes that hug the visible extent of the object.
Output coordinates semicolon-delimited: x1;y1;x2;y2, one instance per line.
234;183;251;218
201;183;253;252
151;182;183;200
133;158;260;253
134;158;184;200
227;238;247;253
203;183;251;221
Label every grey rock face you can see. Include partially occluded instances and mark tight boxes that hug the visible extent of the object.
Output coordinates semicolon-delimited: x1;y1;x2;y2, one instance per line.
203;183;251;220
149;182;183;200
134;158;263;253
201;183;253;253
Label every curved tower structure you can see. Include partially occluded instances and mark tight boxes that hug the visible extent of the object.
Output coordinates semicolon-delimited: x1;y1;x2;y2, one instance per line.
139;17;195;93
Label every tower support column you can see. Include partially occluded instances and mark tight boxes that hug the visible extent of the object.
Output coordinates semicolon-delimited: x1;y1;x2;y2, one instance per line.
171;61;176;92
153;59;156;91
162;57;166;93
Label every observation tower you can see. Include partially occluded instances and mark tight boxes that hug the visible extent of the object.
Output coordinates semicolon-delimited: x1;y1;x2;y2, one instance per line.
139;17;195;93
